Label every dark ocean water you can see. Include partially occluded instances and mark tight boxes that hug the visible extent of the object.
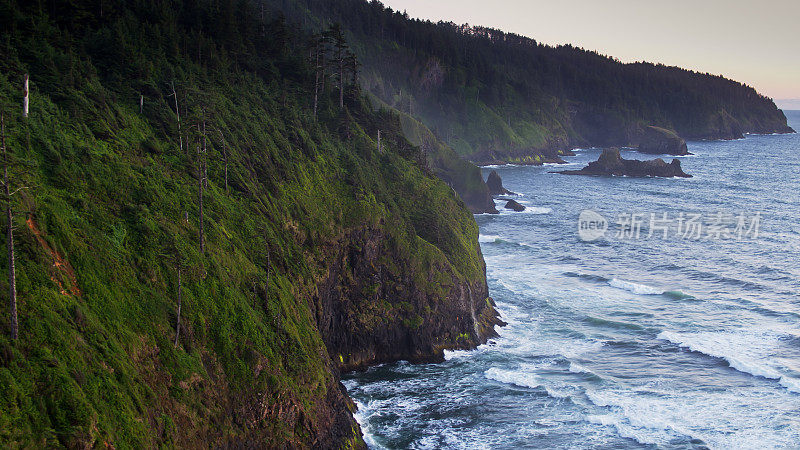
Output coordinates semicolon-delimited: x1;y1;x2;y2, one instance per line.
343;111;800;449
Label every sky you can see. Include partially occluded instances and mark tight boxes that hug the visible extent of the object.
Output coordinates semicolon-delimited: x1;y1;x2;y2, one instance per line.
380;0;800;108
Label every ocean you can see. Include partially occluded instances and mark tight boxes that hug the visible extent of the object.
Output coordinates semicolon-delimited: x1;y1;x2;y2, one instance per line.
343;110;800;449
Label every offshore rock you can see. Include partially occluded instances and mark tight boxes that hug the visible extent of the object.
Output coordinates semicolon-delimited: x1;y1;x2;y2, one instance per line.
556;148;692;178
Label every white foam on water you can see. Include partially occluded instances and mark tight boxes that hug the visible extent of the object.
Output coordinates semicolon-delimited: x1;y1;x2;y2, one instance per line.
484;366;541;389
608;278;665;295
443;348;477;361
567;362;603;380
586;414;669;446
583;385;800;449
352;400;384;449
657;329;800;394
478;234;503;243
480;163;523;168
524;206;553;215
585;390;708;447
492;198;553;215
543;385;574;400
778;376;800;393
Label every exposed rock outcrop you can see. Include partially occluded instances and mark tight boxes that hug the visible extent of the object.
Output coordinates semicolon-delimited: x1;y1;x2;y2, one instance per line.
638;126;690;155
486;170;515;195
556;148;692;178
314;225;504;373
504;199;525;212
470;144;571;166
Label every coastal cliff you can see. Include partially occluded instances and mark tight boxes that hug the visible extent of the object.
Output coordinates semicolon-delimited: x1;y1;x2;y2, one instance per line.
271;0;795;164
0;1;499;447
315;225;500;372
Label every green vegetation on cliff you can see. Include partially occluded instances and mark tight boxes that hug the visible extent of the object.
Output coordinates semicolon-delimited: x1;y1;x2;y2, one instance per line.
0;0;497;446
269;0;794;163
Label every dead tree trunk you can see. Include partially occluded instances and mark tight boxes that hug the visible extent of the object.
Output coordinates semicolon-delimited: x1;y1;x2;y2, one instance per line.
22;75;29;118
321;47;327;95
264;243;270;308
313;39;324;119
198;138;205;253
377;130;381;153
173;267;182;347
223;148;228;194
338;49;344;109
169;82;184;153
260;4;266;37
2;114;18;340
202;114;208;189
139;94;143;114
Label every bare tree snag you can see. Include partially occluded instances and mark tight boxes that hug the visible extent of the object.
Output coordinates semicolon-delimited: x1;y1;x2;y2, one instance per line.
170;82;183;153
312;35;325;119
198;138;205;253
338;48;344;109
2;114;18;340
139;94;143;114
22;75;29;119
202;114;208;189
260;4;266;37
330;26;346;109
377;130;381;153
174;267;182;347
216;129;229;194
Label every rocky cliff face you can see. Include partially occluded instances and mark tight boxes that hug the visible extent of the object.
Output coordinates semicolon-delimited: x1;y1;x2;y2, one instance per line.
638;126;691;155
312;225;502;372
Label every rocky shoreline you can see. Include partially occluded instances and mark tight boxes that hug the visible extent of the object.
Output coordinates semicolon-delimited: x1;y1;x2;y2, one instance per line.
468;123;794;167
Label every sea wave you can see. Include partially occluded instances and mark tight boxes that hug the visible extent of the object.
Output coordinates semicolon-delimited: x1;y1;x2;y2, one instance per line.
586;414;669;447
609;278;664;295
563;271;610;283
478;234;503;243
352;400;383;449
584;315;645;332
662;290;696;301
585;390;705;447
568;362;604;381
543;385;574;399
657;330;800;393
484;366;540;389
479;234;542;250
443;348;477;360
563;272;696;299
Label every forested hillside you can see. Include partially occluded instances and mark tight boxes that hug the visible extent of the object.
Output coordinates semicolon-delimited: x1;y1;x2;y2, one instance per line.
270;0;794;164
0;0;499;446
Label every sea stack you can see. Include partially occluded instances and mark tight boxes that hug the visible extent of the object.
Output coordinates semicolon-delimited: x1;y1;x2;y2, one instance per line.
504;199;526;212
556;148;692;178
638;126;691;155
486;170;515;195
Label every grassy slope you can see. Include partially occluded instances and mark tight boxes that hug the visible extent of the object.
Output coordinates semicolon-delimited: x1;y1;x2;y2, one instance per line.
0;2;486;446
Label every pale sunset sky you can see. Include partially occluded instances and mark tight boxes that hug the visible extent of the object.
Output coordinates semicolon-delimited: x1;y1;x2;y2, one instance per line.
380;0;800;109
